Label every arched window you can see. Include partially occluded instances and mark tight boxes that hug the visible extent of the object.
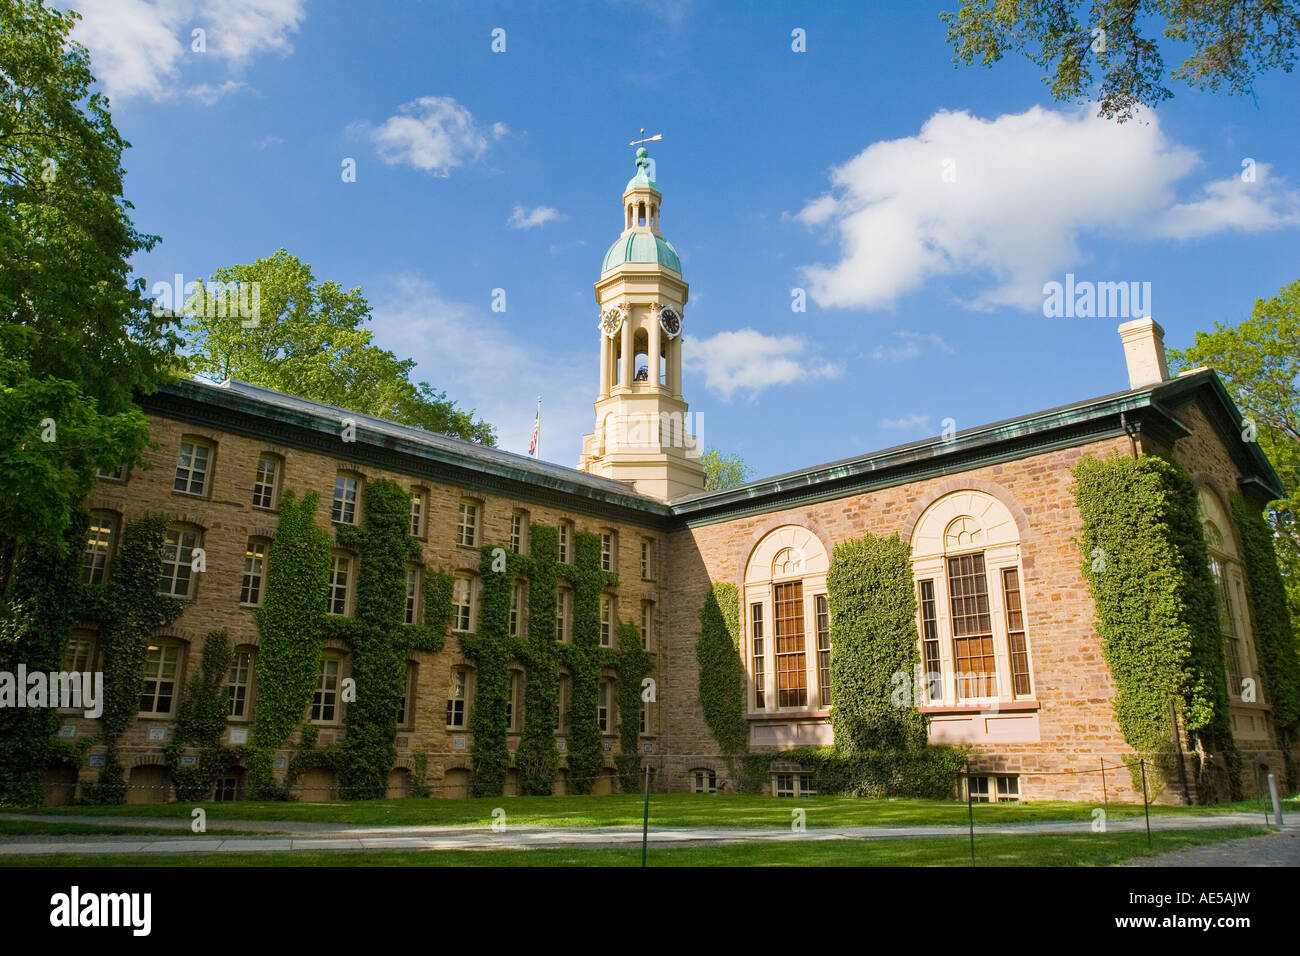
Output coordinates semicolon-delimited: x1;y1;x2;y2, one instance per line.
743;526;831;714
83;511;119;585
1198;487;1264;732
227;645;257;719
910;490;1033;705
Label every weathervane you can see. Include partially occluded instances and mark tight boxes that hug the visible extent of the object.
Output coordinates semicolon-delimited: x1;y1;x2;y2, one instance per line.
629;128;662;147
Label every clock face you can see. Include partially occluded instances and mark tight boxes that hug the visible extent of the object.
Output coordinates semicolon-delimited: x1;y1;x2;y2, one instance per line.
659;306;682;337
600;307;625;337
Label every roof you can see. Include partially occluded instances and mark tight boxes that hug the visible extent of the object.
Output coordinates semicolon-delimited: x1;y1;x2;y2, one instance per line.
142;368;1282;531
601;232;682;274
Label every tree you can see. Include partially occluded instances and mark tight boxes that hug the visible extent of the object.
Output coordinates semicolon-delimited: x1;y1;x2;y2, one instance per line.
1169;278;1300;620
701;448;753;491
0;0;178;590
942;1;1300;120
181;250;496;445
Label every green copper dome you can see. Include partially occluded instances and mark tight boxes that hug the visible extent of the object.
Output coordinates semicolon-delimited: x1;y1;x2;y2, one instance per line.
602;232;681;274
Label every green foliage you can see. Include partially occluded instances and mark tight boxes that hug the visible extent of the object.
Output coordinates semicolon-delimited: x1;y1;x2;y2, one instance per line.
0;0;179;573
1074;453;1241;798
0;513;86;804
86;513;183;802
411;751;430;798
827;533;929;754
614;622;653;792
166;630;239;801
1170;279;1300;624
516;524;559;795
1229;493;1300;739
248;491;331;795
696;582;748;756
700;449;753;491
942;1;1300;121
181;249;495;444
738;746;968;798
557;531;619;795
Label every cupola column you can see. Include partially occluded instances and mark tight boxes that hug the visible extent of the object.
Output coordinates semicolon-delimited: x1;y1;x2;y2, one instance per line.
648;311;662;390
620;324;633;390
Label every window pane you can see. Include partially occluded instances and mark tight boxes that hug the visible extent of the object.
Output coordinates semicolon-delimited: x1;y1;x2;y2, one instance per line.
751;603;765;709
947;555;995;697
774;581;807;707
1000;567;1031;696
815;594;831;706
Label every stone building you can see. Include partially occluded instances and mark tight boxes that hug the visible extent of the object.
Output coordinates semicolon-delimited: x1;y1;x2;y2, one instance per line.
47;150;1293;805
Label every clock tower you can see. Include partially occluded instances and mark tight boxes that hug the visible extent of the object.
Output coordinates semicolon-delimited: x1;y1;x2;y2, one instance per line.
578;147;705;501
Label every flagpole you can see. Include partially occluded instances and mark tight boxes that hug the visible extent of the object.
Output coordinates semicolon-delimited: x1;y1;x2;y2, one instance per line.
536;395;542;461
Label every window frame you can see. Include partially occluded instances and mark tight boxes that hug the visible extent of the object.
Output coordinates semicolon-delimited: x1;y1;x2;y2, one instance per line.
328;552;353;617
226;646;256;721
457;499;480;548
252;453;282;510
331;473;361;525
82;510;119;586
158;524;202;600
309;654;345;725
240;538;270;607
173;438;214;498
139;640;186;717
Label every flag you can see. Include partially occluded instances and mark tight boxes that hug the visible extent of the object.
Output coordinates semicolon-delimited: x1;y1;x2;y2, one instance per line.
528;398;541;457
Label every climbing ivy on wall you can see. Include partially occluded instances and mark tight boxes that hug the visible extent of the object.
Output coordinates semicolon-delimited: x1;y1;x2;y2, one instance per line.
0;513;87;805
1230;492;1300;786
696;582;748;757
826;533;929;754
86;513;184;803
516;524;559;794
1074;453;1242;800
166;629;240;800
614;621;653;792
248;490;331;796
329;479;449;799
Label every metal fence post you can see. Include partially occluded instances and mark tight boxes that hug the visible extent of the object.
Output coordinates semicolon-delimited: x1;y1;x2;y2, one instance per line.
641;765;652;867
1268;772;1283;827
1140;758;1152;849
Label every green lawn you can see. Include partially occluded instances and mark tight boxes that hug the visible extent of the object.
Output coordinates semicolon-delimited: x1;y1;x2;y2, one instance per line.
0;827;1268;867
13;792;1294;830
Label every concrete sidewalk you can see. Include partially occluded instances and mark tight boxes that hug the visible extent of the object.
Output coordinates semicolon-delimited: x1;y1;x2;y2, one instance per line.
0;811;1286;857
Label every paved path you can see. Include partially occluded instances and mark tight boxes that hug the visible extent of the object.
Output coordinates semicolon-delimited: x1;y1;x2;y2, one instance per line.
1125;827;1300;867
0;811;1287;857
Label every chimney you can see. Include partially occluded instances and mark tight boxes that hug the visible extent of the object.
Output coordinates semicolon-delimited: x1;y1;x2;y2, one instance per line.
1118;317;1169;389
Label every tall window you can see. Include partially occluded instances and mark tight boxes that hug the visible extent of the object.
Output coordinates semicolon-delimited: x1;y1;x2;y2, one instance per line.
598;679;613;732
815;594;831;706
82;512;117;585
227;648;254;718
328;553;351;616
909;490;1036;710
332;475;359;524
743;527;830;716
64;632;96;674
774;581;807;707
252;455;279;509
601;531;616;571
446;668;468;727
556;673;570;731
641;539;655;579
918;580;942;702
507;670;524;731
509;579;527;636
640;600;653;649
510;511;528;554
751;603;765;709
948;553;996;699
140;642;183;715
405;566;421;625
409;489;425;537
173;439;212;496
240;539;268;606
1001;568;1031;696
453;577;474;632
396;663;417;728
1199;488;1260;714
311;657;341;722
457;500;478;547
556;587;572;641
158;525;200;598
558;521;573;563
600;594;614;647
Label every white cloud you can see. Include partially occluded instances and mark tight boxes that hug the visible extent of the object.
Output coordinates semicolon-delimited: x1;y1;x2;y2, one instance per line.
70;0;304;103
508;203;563;229
879;414;930;430
358;97;507;176
370;277;591;464
871;331;953;362
796;106;1300;312
187;80;246;104
683;328;841;402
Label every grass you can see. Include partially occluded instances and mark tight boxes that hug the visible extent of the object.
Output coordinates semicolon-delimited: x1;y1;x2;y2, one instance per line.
0;820;270;836
0;826;1269;867
12;791;1295;830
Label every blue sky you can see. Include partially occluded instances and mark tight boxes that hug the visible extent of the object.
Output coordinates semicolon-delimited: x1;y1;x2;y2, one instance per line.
68;0;1300;479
